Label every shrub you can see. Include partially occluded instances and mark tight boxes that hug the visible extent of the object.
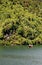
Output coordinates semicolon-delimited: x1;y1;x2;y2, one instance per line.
0;1;42;45
17;26;24;37
2;21;18;35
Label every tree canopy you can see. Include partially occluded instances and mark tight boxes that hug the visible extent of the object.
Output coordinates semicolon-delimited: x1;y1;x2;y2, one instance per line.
0;0;42;45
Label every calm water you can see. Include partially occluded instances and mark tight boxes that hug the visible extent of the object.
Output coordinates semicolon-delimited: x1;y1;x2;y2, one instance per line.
0;45;42;65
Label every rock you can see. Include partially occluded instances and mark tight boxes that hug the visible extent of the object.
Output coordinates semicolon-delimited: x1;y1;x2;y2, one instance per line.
29;44;33;48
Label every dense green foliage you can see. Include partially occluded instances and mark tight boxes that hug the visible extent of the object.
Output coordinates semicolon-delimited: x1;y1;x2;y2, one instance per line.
0;0;42;46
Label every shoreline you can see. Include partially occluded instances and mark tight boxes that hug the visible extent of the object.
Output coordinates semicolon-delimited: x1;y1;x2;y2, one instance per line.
0;44;41;48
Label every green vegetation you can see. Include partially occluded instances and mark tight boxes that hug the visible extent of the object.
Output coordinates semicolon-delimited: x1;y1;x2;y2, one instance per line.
0;0;42;46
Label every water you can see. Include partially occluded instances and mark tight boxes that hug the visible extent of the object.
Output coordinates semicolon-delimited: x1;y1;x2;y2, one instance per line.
0;45;42;65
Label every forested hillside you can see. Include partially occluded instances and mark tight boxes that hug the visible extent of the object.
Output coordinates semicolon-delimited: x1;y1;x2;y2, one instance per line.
0;0;42;46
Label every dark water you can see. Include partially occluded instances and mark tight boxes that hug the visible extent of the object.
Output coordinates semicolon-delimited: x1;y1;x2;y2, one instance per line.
0;45;42;65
